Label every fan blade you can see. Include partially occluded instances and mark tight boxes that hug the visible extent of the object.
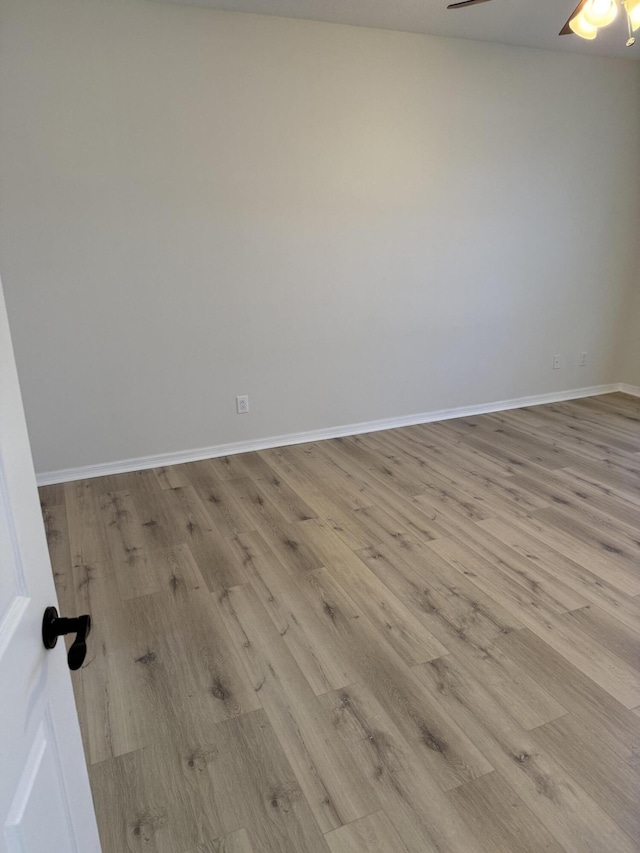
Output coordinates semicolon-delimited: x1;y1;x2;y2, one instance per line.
447;0;491;8
560;0;589;34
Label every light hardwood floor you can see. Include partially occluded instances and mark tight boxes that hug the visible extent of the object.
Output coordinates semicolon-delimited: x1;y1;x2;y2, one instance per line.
41;393;640;853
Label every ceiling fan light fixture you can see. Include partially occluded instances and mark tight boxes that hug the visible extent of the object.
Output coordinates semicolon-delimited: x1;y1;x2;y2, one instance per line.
582;0;618;27
569;10;599;37
625;0;640;29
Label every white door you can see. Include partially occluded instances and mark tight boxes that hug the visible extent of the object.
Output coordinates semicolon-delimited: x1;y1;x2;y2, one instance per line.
0;278;101;853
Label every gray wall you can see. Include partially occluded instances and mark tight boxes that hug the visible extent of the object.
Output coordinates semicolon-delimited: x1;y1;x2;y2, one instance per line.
1;0;639;476
620;276;640;386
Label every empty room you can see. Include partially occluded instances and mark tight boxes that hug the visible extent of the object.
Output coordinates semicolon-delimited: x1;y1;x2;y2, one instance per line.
1;0;640;850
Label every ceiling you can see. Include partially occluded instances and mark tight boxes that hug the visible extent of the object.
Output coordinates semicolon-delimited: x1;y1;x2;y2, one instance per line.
161;0;640;59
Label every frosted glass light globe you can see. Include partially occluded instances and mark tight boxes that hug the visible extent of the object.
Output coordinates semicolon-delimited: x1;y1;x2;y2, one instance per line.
583;0;618;27
569;10;599;37
626;0;640;30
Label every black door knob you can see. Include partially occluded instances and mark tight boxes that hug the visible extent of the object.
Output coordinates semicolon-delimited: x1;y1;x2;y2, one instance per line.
42;606;92;671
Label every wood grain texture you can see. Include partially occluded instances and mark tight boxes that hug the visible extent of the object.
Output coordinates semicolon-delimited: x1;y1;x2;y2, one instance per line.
90;710;327;853
324;810;411;853
319;683;487;853
416;654;638;853
188;828;256;853
530;711;640;842
447;771;566;853
44;393;640;853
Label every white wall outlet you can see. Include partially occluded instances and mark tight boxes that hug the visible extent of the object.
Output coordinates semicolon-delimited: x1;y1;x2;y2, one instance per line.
552;354;561;370
579;351;588;367
236;395;249;414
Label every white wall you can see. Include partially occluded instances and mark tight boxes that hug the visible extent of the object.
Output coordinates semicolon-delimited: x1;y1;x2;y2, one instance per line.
1;0;639;477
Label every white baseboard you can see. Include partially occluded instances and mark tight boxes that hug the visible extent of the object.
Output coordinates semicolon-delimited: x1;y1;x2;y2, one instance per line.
36;382;627;486
618;383;640;397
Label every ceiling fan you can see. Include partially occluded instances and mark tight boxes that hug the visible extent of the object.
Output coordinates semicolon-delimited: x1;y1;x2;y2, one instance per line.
446;0;640;46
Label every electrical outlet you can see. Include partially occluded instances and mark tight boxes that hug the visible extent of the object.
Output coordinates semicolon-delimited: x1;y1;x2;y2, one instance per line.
236;395;249;414
579;352;588;367
552;354;561;370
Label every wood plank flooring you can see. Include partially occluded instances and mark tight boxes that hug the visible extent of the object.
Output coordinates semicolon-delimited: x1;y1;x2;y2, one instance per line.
41;393;640;853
